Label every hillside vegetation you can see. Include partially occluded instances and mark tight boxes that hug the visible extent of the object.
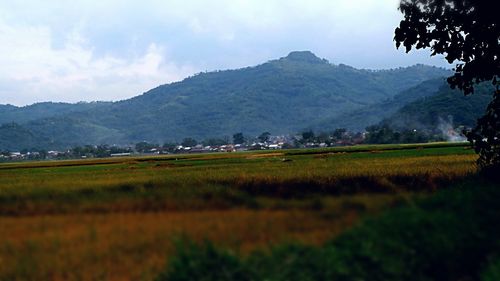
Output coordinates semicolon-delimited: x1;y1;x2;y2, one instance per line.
0;51;450;150
312;77;447;131
382;82;493;131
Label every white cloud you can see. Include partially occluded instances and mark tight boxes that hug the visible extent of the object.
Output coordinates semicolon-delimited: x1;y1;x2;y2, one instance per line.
0;0;450;105
147;0;401;39
0;20;197;105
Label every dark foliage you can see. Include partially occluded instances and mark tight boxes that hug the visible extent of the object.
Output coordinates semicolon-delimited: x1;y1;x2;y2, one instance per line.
467;90;500;173
157;179;500;281
181;138;198;147
154;240;252;281
202;138;228;146
395;0;500;169
257;131;271;143
382;82;492;132
301;130;315;142
135;141;159;153
395;1;499;94
482;257;500;281
365;124;439;144
232;133;245;145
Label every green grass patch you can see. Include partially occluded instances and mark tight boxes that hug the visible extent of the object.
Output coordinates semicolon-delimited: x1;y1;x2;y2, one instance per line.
0;143;476;215
157;177;500;281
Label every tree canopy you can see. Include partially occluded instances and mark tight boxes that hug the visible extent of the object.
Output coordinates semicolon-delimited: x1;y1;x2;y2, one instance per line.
395;0;500;170
232;133;246;145
395;0;499;94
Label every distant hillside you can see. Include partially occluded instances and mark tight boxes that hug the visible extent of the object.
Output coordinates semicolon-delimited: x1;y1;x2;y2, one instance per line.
0;123;50;151
0;102;111;125
381;83;493;130
312;77;447;131
0;51;450;150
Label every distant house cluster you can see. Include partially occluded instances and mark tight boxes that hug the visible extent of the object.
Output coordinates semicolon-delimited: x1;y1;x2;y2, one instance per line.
0;150;61;161
0;130;370;162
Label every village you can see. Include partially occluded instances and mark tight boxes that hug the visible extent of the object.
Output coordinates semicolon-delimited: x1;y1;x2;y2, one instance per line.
0;130;367;162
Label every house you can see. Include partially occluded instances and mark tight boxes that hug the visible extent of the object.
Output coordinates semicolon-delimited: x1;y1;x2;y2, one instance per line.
111;153;132;157
219;145;235;152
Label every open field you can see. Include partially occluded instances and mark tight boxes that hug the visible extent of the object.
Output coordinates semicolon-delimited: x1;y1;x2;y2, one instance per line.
0;143;477;280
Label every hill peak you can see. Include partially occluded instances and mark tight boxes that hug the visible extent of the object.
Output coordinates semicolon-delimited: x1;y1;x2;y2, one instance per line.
282;51;328;64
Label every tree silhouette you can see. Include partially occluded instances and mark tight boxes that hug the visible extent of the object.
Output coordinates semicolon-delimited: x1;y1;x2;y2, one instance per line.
181;138;197;147
258;132;271;143
232;133;246;145
395;0;500;171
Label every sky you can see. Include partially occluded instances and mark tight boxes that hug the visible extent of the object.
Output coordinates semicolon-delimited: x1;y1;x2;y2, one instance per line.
0;0;451;106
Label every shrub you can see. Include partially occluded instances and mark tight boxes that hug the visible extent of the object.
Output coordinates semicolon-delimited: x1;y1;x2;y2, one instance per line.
247;244;327;281
156;178;500;281
481;257;500;281
323;179;500;281
155;240;252;281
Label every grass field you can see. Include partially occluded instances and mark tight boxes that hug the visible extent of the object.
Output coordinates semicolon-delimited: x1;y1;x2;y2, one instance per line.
0;143;477;280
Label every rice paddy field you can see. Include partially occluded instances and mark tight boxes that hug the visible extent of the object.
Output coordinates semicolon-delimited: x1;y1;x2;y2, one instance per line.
0;142;478;280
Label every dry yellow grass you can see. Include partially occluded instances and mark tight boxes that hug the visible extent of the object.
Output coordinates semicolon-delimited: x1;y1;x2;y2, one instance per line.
0;144;478;280
0;209;361;281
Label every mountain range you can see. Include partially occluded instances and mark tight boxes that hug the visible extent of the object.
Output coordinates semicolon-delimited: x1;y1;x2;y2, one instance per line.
0;51;489;150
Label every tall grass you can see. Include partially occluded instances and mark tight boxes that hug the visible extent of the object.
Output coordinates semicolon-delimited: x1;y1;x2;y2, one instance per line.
0;143;479;280
0;145;476;215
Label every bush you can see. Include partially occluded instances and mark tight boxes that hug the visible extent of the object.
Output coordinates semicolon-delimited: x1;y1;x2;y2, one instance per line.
156;179;500;281
247;244;327;281
482;257;500;281
155;239;252;281
325;179;500;281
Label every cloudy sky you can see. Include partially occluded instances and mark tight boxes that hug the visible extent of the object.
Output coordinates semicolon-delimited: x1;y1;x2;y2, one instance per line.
0;0;450;106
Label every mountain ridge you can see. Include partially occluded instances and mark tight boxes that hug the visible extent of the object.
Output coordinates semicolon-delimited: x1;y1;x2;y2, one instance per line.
0;51;452;150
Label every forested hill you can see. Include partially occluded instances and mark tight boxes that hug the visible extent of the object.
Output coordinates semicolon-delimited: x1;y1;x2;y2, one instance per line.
381;82;493;131
311;77;448;131
0;102;111;125
0;51;450;150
